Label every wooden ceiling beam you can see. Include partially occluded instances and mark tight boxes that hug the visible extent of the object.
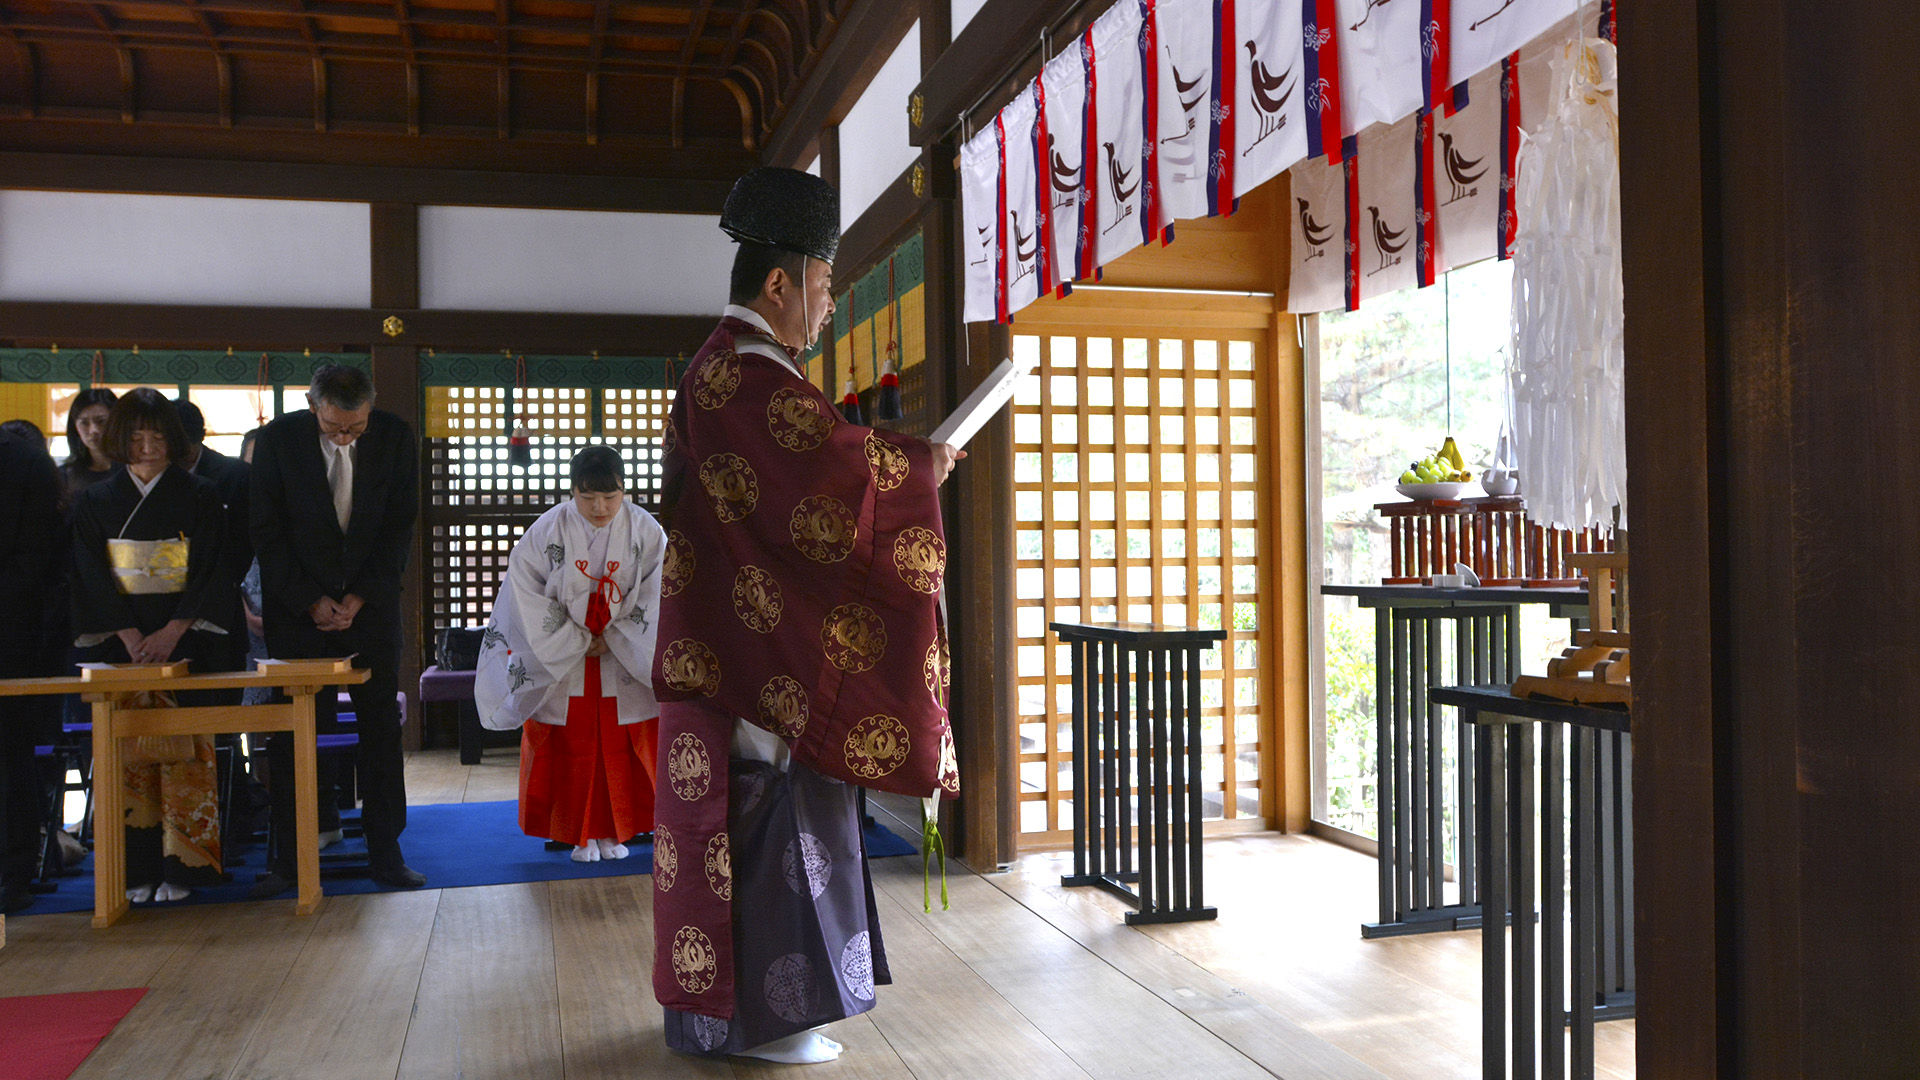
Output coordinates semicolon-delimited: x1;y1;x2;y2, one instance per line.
493;0;508;139
583;0;606;144
677;0;714;69
390;0;417;133
0;24;740;78
760;0;915;169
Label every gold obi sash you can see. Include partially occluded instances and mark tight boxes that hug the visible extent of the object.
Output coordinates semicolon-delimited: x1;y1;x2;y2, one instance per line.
107;534;190;595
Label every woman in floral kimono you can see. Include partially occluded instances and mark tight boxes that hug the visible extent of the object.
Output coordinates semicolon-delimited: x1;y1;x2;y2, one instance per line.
476;446;666;862
68;388;239;903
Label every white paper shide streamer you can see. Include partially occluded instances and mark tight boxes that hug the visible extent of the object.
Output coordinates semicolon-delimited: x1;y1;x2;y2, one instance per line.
1508;36;1625;531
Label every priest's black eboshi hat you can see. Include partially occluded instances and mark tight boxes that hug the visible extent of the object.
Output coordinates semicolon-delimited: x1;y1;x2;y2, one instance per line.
718;167;841;263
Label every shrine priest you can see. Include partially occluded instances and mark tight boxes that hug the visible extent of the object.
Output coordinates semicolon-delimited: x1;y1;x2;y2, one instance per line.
475;446;666;862
650;167;964;1065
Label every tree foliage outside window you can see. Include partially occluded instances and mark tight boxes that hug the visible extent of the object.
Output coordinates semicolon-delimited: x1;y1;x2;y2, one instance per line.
1315;259;1514;837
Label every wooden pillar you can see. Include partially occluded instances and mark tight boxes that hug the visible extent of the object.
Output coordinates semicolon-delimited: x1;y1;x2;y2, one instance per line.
1624;2;1920;1073
950;309;1017;871
369;202;425;752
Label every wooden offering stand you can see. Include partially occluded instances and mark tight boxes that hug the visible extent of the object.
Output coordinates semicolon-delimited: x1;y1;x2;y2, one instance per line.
0;657;367;927
1377;493;1613;588
1512;552;1632;705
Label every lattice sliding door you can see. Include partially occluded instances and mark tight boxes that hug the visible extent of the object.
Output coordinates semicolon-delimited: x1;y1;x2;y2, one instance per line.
423;387;675;646
1011;328;1270;850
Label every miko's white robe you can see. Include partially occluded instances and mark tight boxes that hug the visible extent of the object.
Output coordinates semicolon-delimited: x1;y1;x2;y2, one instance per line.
476;499;666;731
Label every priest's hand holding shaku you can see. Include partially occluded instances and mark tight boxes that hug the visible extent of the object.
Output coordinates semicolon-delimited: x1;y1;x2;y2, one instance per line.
930;441;966;486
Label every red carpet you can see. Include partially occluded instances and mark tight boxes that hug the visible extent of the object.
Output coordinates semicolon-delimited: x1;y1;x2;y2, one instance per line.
0;988;148;1080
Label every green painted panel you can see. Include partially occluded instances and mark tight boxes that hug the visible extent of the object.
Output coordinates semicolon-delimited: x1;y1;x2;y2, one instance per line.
0;349;367;386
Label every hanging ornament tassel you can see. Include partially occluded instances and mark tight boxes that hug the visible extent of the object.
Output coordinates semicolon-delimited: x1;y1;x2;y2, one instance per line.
839;377;864;425
921;795;950;913
876;256;905;421
508;353;533;469
255;352;273;427
877;362;903;421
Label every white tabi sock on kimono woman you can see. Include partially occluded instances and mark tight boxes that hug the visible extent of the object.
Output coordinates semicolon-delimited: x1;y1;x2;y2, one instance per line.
595;838;629;860
570;844;600;863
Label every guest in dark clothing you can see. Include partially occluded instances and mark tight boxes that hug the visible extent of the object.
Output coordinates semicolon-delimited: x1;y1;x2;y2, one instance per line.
0;427;63;913
59;387;119;506
0;418;46;446
175;399;253;677
249;364;423;896
68;388;239;903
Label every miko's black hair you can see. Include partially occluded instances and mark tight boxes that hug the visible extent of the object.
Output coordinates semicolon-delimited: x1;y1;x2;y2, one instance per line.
570;445;625;493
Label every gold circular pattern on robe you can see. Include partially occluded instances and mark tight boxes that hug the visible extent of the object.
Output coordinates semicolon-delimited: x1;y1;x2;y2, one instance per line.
923;637;950;706
662;531;696;598
789;495;857;564
705;833;732;901
693;350;743;410
653;823;679;891
938;725;960;795
766;387;836;451
731;565;784;633
661;639;722;696
667;732;714;802
757;676;810;739
662;420;678;455
843;714;911;781
699;453;760;522
891;527;946;594
865;432;910;492
821;604;887;673
672;925;718;995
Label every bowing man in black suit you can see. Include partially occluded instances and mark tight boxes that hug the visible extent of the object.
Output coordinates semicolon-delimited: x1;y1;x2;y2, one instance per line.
249;364;423;895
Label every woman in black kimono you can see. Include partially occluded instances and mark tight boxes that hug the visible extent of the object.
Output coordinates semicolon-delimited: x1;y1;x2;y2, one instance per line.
69;387;240;903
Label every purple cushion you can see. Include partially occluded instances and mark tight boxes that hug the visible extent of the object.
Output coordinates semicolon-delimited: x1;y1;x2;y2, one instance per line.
419;666;477;703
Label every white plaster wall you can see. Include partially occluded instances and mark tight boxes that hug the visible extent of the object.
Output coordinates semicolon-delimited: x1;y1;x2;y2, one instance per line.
837;21;922;233
952;0;992;36
418;206;730;315
0;191;371;307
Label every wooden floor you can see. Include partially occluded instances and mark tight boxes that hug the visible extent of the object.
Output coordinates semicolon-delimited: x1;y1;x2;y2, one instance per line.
0;749;1633;1080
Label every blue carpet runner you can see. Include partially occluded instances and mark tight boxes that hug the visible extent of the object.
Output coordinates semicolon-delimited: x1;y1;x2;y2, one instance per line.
21;798;915;916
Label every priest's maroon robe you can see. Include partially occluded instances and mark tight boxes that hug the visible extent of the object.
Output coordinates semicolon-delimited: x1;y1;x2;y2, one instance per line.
651;313;959;1022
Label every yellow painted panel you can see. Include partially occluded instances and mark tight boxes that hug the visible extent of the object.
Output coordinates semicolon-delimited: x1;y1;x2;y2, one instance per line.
832;331;852;397
848;319;874;393
899;284;927;370
0;384;52;434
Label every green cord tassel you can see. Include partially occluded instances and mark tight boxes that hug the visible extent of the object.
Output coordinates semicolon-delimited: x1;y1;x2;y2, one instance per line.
921;804;949;912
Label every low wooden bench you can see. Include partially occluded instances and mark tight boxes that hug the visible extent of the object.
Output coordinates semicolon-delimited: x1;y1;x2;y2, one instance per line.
0;661;369;927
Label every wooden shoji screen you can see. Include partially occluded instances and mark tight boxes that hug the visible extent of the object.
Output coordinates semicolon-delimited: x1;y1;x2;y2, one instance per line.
1010;324;1271;849
423;384;675;640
